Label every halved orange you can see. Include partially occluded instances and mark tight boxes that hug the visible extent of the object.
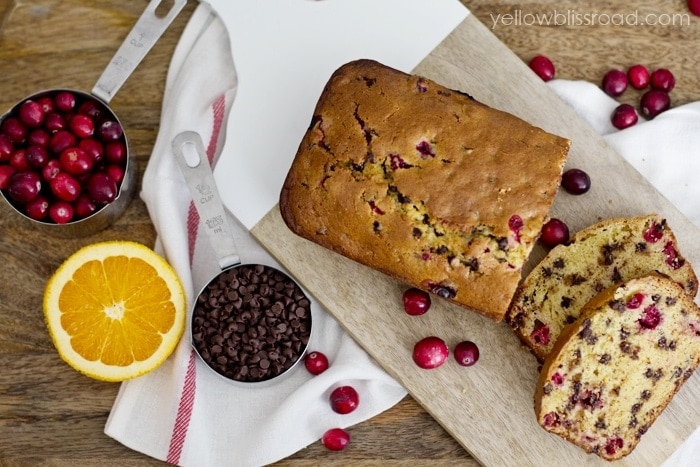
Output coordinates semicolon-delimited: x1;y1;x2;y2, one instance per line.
43;240;186;382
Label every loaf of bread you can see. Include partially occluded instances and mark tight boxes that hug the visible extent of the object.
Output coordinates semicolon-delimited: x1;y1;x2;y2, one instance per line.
279;59;571;321
534;275;700;461
507;214;697;360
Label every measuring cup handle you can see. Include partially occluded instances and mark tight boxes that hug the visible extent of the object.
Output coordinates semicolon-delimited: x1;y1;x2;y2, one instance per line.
173;131;242;270
92;0;188;103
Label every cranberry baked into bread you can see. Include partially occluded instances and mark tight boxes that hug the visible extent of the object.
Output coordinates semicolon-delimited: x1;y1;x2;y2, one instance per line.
535;275;700;461
507;214;697;360
279;59;571;321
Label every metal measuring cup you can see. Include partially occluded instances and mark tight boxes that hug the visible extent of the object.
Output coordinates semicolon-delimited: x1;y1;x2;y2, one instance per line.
173;131;313;387
0;0;187;237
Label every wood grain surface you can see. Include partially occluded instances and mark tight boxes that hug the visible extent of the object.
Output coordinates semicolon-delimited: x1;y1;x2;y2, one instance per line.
1;1;699;465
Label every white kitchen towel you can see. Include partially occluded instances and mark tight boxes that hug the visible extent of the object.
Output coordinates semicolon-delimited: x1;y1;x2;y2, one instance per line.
104;4;406;466
104;2;700;466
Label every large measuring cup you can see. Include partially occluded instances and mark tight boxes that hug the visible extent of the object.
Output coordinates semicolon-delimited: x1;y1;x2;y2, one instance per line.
173;131;313;387
0;0;187;237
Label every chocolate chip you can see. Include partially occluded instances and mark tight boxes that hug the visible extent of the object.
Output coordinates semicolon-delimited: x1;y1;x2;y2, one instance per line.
192;265;311;383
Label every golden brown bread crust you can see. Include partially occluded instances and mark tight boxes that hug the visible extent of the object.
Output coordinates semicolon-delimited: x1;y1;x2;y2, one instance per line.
279;59;571;321
534;275;700;461
507;214;698;361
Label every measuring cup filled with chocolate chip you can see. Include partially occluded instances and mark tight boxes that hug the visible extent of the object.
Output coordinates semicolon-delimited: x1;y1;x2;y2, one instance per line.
173;131;312;386
0;0;186;237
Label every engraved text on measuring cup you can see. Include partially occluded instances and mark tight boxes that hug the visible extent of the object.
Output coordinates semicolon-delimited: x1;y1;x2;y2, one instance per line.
196;183;213;203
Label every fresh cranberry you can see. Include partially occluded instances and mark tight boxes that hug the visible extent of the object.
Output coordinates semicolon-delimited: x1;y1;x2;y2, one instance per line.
79;138;104;163
69;114;95;139
453;341;479;367
25;195;49;220
49;201;74;224
49;130;77;154
73;194;97;219
690;0;700;16
41;159;61;182
0;165;16;190
105;164;125;184
611;104;638;130
53;91;76;112
639;305;662;330
7;171;41;203
529;55;555;81
99;120;124;141
87;173;117;204
60;147;93;175
2;117;27;143
105;141;127;164
539;218;570;248
561;168;591;194
322;428;350;451
304;351;329;375
9;149;29;171
329;386;359;414
25;145;49;169
627;64;650;90
601;69;628;97
28;129;50;147
77;99;104;120
412;336;449;369
402;288;431;316
650;68;675;92
640;90;671;119
44;112;66;133
37;96;54;114
18;100;45;127
50;172;81;202
0;134;13;161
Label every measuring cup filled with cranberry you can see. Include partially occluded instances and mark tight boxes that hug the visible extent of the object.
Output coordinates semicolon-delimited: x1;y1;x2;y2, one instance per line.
172;131;313;387
0;0;186;237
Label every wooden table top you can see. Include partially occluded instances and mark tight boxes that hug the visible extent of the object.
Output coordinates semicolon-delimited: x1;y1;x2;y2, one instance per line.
1;1;698;465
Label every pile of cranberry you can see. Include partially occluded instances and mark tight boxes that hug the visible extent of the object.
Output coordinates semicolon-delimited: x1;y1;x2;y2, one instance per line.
402;288;480;370
302;350;356;452
604;65;675;129
528;54;677;130
0;90;128;224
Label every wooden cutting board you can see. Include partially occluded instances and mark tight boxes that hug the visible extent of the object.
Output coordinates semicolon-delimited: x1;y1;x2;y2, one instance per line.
251;14;700;466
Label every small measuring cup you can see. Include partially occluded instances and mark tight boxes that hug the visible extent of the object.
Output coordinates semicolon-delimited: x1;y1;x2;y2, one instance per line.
173;131;312;387
0;0;187;237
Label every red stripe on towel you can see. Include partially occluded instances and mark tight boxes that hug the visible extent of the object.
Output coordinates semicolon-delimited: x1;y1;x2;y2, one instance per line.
166;93;228;464
208;95;226;164
166;349;197;464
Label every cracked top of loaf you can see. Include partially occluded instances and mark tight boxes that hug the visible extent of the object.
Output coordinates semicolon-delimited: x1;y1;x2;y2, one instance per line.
279;59;571;321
